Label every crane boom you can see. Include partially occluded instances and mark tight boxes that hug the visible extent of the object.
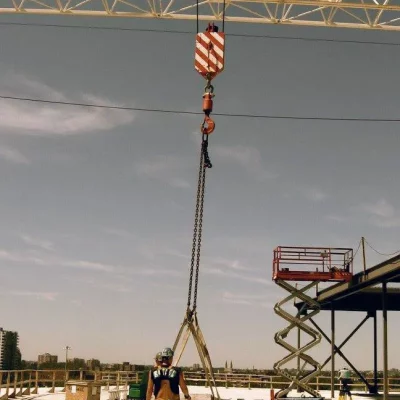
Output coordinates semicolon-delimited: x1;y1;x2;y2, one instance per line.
4;0;400;32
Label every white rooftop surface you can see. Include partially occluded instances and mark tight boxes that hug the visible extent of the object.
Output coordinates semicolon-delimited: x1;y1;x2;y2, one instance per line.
1;386;398;400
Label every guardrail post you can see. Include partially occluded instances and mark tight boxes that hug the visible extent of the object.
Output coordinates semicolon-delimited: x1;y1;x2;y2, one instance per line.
12;371;17;397
6;371;11;399
18;371;23;396
24;370;32;395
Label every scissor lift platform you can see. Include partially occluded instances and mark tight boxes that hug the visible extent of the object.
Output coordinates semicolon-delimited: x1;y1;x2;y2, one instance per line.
273;246;354;282
272;245;354;400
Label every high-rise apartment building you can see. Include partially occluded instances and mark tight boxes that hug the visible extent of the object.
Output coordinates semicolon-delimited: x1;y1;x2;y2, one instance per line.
38;353;58;365
0;328;5;369
0;328;21;370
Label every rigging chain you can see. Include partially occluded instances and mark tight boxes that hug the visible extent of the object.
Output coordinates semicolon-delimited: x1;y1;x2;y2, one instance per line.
186;75;215;316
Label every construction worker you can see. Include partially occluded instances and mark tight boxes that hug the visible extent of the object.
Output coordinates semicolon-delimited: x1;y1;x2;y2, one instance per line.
140;353;162;393
154;352;162;367
146;347;191;400
338;367;352;399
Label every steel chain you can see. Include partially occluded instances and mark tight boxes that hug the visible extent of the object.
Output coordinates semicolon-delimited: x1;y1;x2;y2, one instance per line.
187;77;214;314
193;141;207;310
187;137;206;309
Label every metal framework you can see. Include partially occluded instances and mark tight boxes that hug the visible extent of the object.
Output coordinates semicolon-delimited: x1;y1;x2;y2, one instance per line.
5;0;400;32
294;254;400;400
273;246;354;283
172;311;220;400
274;280;323;399
272;246;354;400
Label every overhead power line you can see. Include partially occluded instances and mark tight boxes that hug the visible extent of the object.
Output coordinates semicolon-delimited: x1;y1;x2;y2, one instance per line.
2;94;400;122
1;21;400;47
364;239;400;257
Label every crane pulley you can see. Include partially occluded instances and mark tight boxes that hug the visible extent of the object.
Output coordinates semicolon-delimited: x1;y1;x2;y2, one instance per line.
172;21;226;400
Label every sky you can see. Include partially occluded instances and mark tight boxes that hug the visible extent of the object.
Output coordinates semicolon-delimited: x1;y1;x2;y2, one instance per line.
0;9;400;371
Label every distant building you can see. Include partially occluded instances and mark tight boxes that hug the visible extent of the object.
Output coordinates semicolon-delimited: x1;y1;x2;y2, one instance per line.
87;359;101;370
131;364;146;371
224;360;233;373
122;362;135;372
38;353;58;365
0;328;21;370
192;363;201;371
70;358;86;369
0;329;5;369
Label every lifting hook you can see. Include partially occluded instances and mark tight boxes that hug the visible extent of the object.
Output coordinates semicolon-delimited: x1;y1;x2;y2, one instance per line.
201;114;215;135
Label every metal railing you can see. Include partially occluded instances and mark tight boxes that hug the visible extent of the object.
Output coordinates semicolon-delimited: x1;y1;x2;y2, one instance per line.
1;369;400;400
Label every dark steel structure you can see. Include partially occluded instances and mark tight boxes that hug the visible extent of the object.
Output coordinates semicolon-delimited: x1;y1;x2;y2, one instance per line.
295;254;400;400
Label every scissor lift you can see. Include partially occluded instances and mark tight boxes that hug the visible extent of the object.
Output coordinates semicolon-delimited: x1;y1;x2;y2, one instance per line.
272;246;354;400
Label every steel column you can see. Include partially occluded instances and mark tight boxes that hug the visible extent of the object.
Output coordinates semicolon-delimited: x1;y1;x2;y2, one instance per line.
382;282;388;400
373;311;378;394
331;305;335;399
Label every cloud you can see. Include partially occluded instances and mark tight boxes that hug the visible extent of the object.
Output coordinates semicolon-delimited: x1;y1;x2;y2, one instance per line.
325;215;347;223
20;234;54;252
0;242;186;279
8;291;58;301
0;145;30;164
133;266;183;278
163;248;190;259
203;266;270;285
359;198;400;228
78;277;132;293
222;291;276;307
135;155;191;188
0;70;135;135
284;185;328;203
0;249;115;272
303;187;328;202
206;256;250;271
361;198;394;218
212;145;277;181
102;227;137;241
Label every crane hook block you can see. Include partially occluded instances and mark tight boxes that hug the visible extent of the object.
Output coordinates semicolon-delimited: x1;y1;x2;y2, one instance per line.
201;115;215;135
202;93;214;114
195;31;225;80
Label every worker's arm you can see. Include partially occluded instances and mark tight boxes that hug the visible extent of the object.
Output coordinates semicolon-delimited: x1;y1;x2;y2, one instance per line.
179;371;190;399
146;371;154;400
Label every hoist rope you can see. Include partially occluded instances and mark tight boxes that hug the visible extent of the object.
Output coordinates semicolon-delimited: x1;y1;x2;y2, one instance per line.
196;0;199;33
222;0;226;32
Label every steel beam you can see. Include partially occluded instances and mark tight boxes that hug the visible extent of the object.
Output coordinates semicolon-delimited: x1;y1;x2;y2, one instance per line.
7;0;400;32
316;255;400;304
296;288;400;312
